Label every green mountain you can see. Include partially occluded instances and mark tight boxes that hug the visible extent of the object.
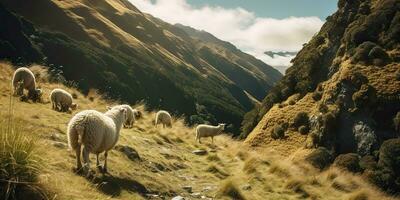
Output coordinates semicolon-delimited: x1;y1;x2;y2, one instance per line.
0;0;281;135
241;0;400;194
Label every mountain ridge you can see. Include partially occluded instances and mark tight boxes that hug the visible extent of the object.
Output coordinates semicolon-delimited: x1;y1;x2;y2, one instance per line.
0;0;282;135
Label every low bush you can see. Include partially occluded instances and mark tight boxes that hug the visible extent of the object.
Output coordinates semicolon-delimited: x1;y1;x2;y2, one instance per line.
293;112;310;129
352;84;377;109
312;91;322;101
299;125;309;135
334;153;361;173
271;124;285;139
305;147;333;170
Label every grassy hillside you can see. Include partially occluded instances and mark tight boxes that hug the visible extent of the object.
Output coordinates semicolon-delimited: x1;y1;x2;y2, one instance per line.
0;63;396;200
0;0;282;135
242;0;400;194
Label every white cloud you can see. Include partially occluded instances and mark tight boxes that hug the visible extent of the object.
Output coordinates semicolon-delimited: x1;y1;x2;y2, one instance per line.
129;0;324;73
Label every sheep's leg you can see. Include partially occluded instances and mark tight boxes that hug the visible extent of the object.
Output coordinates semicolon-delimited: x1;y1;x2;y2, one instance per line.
82;146;91;177
199;137;202;144
96;153;102;172
75;144;82;172
102;151;108;174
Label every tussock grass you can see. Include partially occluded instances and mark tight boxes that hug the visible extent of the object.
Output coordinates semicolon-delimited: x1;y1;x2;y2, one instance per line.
0;115;44;199
242;157;259;174
216;179;246;200
346;190;369;200
207;154;221;162
206;165;229;179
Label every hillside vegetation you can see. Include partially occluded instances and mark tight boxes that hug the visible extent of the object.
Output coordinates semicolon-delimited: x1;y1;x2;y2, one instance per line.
0;63;396;200
0;0;282;135
242;0;400;194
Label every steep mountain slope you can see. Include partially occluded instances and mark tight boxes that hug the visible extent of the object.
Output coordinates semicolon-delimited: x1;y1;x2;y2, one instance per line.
0;63;395;200
242;0;400;194
0;0;281;135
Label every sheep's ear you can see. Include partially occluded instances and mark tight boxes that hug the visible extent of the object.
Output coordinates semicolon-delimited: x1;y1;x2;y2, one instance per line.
106;106;112;110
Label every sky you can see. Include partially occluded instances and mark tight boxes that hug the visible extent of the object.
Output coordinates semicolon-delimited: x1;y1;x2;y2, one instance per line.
128;0;338;74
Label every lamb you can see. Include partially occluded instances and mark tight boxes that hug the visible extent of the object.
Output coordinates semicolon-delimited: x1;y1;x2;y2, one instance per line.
12;67;42;101
67;106;127;175
50;88;78;112
155;110;172;128
195;123;226;143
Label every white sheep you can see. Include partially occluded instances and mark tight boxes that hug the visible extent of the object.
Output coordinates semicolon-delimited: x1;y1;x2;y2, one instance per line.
50;88;78;112
12;67;42;101
110;104;136;128
195;123;226;143
155;110;172;128
67;106;127;175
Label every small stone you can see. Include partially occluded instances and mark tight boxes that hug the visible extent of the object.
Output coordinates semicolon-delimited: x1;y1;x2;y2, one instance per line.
182;185;192;193
192;149;207;155
202;186;213;192
115;145;141;161
242;184;252;190
191;192;201;198
172;195;185;200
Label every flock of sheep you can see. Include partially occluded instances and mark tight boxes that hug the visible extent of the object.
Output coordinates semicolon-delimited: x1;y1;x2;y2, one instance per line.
12;67;226;176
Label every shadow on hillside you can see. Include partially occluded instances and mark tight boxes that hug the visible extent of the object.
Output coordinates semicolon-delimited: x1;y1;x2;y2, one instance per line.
89;174;148;197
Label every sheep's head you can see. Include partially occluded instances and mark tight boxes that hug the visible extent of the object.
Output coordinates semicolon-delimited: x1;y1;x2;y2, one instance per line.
119;107;128;121
28;89;42;102
134;110;143;119
218;123;226;131
71;103;78;110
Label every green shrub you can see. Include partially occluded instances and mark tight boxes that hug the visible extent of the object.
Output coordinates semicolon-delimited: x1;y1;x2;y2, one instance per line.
293;112;309;129
360;155;377;171
349;72;368;89
352;84;377;109
352;42;377;63
333;153;361;173
299;125;309;135
271;124;285;139
312;91;322;101
393;112;400;133
371;138;400;194
305;147;333;170
378;139;400;175
368;46;389;66
318;103;329;113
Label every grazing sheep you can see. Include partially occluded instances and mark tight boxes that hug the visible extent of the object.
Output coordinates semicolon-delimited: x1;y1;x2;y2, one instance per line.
67;106;127;175
195;123;226;143
12;67;42;101
50;88;78;112
110;104;136;128
155;110;172;128
133;109;142;120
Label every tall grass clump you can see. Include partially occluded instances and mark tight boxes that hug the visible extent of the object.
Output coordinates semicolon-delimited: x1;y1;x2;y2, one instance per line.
216;179;246;200
0;114;42;199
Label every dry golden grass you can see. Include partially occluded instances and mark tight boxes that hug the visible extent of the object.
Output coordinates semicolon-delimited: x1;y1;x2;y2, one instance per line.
0;62;397;200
